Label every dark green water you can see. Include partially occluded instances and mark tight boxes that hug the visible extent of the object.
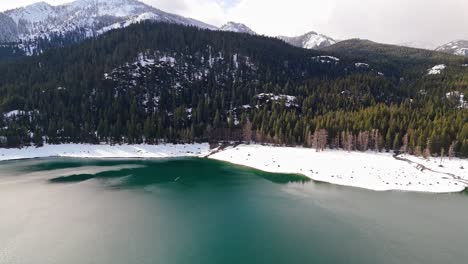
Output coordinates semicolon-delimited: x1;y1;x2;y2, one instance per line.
0;158;467;264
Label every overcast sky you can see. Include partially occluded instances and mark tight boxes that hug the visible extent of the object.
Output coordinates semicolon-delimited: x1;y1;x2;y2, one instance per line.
2;0;468;47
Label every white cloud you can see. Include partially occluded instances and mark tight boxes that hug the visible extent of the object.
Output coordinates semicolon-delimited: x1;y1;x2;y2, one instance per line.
147;0;468;46
0;0;71;11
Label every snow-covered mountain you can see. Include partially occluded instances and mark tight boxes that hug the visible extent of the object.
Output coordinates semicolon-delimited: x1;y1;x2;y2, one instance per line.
279;31;336;49
435;40;468;57
220;22;256;35
0;0;216;55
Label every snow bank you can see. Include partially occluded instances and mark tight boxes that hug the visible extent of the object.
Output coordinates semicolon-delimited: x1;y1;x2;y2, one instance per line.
209;145;468;193
2;143;466;193
0;143;211;161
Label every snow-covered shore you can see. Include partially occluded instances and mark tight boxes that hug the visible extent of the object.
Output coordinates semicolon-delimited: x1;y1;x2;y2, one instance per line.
1;143;467;193
0;143;211;161
209;144;468;193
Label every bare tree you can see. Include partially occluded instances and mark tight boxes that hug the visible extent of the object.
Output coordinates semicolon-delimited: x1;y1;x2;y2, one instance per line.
370;129;380;151
414;146;422;156
345;132;354;152
332;133;340;149
243;120;253;143
312;130;319;151
401;132;409;154
317;129;328;151
440;148;445;166
357;131;370;151
423;139;432;158
376;131;384;152
341;131;347;150
448;141;456;160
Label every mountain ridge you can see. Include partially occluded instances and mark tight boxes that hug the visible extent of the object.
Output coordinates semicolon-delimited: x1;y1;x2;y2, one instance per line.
220;22;256;35
436;40;468;57
0;0;216;55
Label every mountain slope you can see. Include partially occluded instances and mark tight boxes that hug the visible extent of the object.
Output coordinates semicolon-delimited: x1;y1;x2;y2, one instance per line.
436;40;468;57
0;0;215;56
323;39;466;77
0;22;466;156
279;31;336;49
220;22;256;35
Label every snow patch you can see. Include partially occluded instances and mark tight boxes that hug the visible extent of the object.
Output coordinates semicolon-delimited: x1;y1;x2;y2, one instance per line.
312;56;340;64
446;91;467;109
355;62;370;68
255;93;298;107
427;64;446;75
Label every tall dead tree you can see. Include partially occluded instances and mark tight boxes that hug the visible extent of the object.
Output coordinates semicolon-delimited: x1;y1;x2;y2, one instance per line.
243;120;253;143
317;129;328;151
448;141;456;160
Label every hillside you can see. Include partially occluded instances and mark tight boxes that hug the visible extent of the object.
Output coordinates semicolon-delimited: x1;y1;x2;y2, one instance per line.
323;39;467;77
436;40;468;57
0;22;467;156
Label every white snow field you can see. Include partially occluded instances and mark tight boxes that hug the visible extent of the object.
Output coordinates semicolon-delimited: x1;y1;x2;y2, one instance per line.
0;143;211;161
209;144;468;193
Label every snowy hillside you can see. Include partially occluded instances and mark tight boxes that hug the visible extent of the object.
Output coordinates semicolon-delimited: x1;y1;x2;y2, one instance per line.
0;0;216;55
220;22;256;35
279;31;336;49
436;40;468;57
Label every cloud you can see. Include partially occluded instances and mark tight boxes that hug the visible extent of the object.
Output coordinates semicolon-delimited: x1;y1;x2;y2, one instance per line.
147;0;227;25
0;0;71;11
324;0;468;46
146;0;468;46
224;0;334;36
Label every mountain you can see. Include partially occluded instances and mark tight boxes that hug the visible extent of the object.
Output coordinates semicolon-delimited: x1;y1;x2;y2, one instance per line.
220;22;256;35
0;22;466;156
279;31;336;49
0;0;215;56
323;39;465;77
436;40;468;57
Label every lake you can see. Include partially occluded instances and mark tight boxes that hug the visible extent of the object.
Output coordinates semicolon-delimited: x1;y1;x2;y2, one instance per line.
0;158;467;264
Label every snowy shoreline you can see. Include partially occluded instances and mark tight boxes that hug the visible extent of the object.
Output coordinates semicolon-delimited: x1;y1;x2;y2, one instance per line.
0;143;211;161
0;143;466;193
209;145;468;193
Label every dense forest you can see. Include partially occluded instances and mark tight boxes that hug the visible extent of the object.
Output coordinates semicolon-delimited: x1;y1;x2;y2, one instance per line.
0;22;467;157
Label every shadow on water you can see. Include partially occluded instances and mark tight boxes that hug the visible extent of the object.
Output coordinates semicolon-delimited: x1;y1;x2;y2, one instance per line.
47;158;310;188
248;170;310;184
24;158;138;172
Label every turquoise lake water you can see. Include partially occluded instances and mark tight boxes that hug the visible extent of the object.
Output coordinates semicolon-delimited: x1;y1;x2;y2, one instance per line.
0;158;467;264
